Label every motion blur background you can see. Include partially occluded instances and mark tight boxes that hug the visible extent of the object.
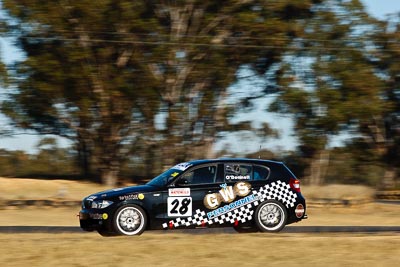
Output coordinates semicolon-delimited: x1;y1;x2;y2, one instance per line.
0;0;399;190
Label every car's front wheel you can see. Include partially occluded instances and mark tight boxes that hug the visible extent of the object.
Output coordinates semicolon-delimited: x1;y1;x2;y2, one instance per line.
113;205;147;236
254;200;287;232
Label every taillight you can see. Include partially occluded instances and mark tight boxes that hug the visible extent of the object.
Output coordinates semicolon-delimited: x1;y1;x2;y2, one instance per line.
289;178;301;193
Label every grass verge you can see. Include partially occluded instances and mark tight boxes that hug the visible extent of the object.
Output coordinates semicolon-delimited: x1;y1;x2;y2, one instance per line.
0;233;399;267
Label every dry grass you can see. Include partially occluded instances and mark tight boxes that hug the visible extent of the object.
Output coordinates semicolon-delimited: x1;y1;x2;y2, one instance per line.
302;184;375;200
0;207;79;226
0;233;399;267
1;177;375;201
0;178;399;267
0;177;113;200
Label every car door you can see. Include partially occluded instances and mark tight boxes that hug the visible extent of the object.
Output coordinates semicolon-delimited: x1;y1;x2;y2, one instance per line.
165;164;221;227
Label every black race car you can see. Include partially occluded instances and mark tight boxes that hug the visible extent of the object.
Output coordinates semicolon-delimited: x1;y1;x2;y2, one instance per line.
79;158;307;236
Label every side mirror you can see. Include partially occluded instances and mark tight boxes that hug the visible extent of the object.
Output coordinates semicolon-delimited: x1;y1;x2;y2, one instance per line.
176;178;188;186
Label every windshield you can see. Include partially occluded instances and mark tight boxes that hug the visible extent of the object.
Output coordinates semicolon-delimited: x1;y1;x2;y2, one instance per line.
146;168;183;187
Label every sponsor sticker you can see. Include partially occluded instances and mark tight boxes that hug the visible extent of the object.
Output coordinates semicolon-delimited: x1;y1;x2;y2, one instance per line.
87;195;97;201
119;193;145;201
119;194;139;201
89;213;103;220
169;188;191;196
173;162;192;171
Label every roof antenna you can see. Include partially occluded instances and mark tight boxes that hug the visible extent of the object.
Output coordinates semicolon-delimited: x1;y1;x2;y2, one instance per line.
258;145;261;159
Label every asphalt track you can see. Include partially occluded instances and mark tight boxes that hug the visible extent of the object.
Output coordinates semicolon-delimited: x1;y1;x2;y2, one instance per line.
0;226;399;234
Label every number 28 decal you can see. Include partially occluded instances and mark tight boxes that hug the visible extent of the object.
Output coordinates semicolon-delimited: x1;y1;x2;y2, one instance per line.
168;197;192;217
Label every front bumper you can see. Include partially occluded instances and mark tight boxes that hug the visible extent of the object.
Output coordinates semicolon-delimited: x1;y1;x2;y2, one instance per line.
79;209;110;231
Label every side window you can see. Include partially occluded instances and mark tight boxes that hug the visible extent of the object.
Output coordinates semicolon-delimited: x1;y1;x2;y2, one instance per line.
180;165;217;185
224;164;252;181
253;165;270;180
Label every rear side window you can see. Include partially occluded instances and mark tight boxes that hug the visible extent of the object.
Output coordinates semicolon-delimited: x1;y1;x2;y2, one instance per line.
224;164;252;181
253;165;270;180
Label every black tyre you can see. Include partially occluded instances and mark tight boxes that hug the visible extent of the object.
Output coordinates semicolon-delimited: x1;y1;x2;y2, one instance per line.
233;225;259;233
113;205;147;236
97;229;118;237
254;200;287;232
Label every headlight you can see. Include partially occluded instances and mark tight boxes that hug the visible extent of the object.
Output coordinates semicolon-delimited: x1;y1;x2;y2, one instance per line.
91;200;113;209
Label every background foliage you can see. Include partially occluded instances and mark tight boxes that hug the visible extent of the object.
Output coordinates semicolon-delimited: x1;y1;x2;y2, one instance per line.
0;0;399;188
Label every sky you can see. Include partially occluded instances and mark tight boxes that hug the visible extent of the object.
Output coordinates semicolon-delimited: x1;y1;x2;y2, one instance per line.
0;0;400;154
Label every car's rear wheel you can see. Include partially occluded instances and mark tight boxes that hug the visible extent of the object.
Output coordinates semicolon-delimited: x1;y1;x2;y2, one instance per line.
113;205;147;236
255;200;287;232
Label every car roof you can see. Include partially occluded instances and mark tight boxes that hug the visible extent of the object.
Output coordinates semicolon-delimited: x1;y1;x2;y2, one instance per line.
187;158;284;167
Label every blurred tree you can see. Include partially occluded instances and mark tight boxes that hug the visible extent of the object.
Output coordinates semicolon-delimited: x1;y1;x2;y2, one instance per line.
0;21;8;87
3;0;319;185
0;144;77;178
1;0;319;185
0;149;24;177
269;0;391;185
33;137;76;175
373;15;400;188
2;0;161;185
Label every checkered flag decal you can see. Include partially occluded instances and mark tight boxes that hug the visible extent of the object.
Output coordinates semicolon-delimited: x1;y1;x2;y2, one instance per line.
252;180;297;208
162;180;297;229
162;209;209;229
211;204;254;225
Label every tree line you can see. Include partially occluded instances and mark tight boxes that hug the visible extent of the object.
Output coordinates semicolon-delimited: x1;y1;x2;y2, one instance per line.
0;0;399;188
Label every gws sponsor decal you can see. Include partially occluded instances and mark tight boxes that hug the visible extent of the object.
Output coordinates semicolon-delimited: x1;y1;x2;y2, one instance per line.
203;182;251;210
169;188;190;196
207;194;257;219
